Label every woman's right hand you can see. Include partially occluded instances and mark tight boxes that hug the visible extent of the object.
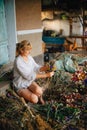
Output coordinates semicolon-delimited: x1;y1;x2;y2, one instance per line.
46;71;54;77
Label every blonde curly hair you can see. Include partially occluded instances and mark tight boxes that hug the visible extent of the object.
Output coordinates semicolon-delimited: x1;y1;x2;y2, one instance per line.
16;40;32;56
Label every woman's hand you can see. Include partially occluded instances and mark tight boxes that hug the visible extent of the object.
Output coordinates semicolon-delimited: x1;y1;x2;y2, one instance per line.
46;71;54;77
40;65;49;72
36;71;54;79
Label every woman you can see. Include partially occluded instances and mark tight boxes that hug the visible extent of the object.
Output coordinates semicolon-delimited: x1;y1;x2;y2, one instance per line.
13;40;54;104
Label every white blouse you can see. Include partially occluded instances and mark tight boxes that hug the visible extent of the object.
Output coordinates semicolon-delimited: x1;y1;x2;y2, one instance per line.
13;55;41;91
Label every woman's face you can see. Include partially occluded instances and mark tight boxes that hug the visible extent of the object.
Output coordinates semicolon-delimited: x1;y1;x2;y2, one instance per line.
21;49;31;56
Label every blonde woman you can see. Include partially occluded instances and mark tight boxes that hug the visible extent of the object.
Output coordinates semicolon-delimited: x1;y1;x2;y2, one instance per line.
13;40;54;104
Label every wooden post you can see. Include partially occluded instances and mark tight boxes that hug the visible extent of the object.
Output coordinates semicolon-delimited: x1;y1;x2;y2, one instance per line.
69;18;72;36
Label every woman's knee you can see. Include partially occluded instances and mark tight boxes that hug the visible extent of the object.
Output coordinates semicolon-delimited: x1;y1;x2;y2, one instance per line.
35;87;43;96
29;83;43;96
17;89;38;103
30;94;38;104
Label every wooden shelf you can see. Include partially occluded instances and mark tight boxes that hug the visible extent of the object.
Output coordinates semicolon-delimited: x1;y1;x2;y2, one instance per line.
69;35;87;38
